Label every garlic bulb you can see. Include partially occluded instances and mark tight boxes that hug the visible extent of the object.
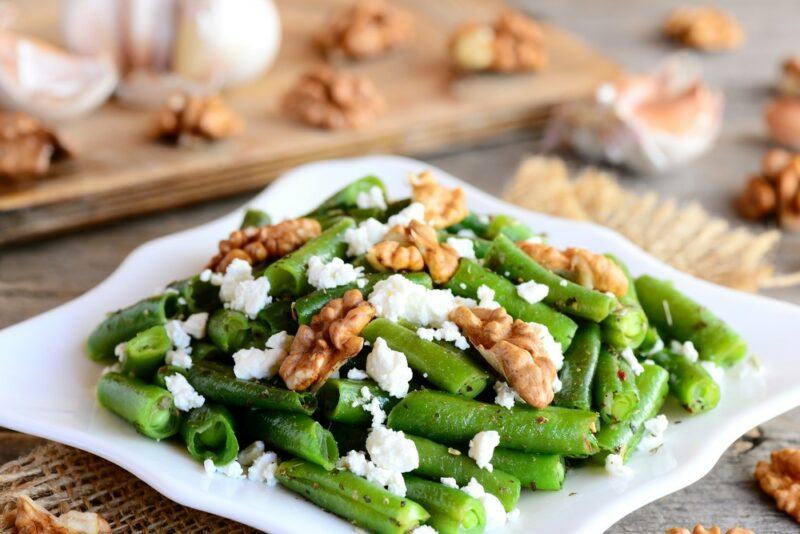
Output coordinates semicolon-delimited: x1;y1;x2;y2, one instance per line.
61;0;281;92
545;55;722;174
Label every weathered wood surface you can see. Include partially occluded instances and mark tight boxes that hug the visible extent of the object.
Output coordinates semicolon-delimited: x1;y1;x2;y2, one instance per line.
2;0;800;532
0;0;618;245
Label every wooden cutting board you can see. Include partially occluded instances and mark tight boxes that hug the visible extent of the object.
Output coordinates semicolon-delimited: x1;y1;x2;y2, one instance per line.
0;0;620;245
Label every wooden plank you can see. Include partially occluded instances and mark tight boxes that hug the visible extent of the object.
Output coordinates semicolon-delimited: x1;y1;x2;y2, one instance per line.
0;0;620;244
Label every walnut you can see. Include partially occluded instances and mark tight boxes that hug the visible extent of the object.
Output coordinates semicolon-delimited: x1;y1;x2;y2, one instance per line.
406;220;459;283
665;527;753;534
736;148;800;229
0;112;70;181
409;171;468;229
207;218;322;272
779;57;800;97
736;175;776;220
367;237;425;273
663;6;744;51
315;0;412;60
756;448;800;522
280;289;375;391
156;93;244;145
516;242;629;297
449;305;557;409
450;11;547;73
283;66;385;130
366;220;459;283
14;495;110;534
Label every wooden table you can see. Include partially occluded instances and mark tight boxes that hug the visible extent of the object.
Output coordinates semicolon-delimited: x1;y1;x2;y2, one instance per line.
1;0;798;532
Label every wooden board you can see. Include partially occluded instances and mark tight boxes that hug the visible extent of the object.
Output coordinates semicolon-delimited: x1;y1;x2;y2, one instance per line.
0;0;620;245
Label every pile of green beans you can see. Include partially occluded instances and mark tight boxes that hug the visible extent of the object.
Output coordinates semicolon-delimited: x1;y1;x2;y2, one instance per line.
87;174;750;533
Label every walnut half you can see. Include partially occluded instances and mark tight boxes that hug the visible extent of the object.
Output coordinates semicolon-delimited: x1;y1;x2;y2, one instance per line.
280;289;375;391
755;448;800;522
449;305;557;409
14;495;110;534
410;171;468;229
156;93;244;145
663;6;744;51
0;112;71;181
315;0;412;60
366;220;459;283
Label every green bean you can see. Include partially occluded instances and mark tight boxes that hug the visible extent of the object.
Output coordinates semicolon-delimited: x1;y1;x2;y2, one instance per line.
599;255;648;349
96;372;180;440
256;300;297;335
593;347;640;424
318;379;397;425
490;448;565;491
329;422;370;454
180;404;239;465
240;208;271;229
443;259;577;350
241;410;338;470
485;215;538;241
594;362;669;462
383;199;411;220
294;273;432;325
275;459;429;534
638;326;664;355
404;475;486;534
87;293;180;361
408;434;520;512
168;276;221;314
635;275;748;367
190;341;224;363
389;390;599;457
207;309;251;353
445;212;491;238
119;325;170;379
651;350;720;413
362;319;489;398
307;176;387;216
265;218;355;298
554;323;601;411
156;362;316;414
485;235;617;322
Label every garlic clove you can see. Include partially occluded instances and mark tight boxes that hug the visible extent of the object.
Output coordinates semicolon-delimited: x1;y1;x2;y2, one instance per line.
0;31;117;122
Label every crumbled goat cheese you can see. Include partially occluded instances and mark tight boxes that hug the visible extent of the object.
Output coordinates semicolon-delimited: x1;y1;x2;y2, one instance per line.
460;478;508;530
238;440;266;467
411;526;437;534
356;186;388;210
212;258;252;302
166;349;193;369
559;279;568;287
114;342;126;361
527;322;564;369
670;340;699;362
440;477;459;488
357;278;367;288
228;277;272;319
446;237;476;260
493;381;519;409
199;269;213;282
367;338;413;398
700;361;725;385
101;363;121;375
247;451;279;486
165;320;192;352
552;375;563;394
339;450;407;497
620;347;645;376
476;285;501;309
456;228;477;238
516;281;549;304
203;459;244;478
181;312;209;339
638;414;669;453
641;336;665;356
416;321;469;350
468;430;500;472
369;274;475;327
232;331;293;380
524;235;543;244
366;426;419;473
347;368;369;380
164;373;205;411
343;218;389;257
386;202;426;227
307;256;364;290
351;386;387;428
605;453;634;477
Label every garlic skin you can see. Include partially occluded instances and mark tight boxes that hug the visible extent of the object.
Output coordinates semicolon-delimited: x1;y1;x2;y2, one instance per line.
546;56;722;174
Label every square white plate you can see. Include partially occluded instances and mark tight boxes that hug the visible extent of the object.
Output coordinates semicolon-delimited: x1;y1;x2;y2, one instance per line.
0;155;797;534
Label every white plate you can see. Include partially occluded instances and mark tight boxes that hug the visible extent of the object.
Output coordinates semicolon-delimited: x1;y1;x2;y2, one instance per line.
0;155;796;534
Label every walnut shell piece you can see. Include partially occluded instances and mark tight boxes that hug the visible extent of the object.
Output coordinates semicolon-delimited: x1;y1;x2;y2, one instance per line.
315;0;412;60
449;305;557;409
755;448;800;522
516;242;629;297
280;289;375;391
283;66;385;130
207;218;322;272
663;6;744;51
735;148;800;230
14;495;110;534
0;112;71;181
156;93;244;145
409;171;468;229
450;10;547;73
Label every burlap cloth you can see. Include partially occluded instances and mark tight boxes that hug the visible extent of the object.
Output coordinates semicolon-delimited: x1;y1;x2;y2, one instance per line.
0;155;795;532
